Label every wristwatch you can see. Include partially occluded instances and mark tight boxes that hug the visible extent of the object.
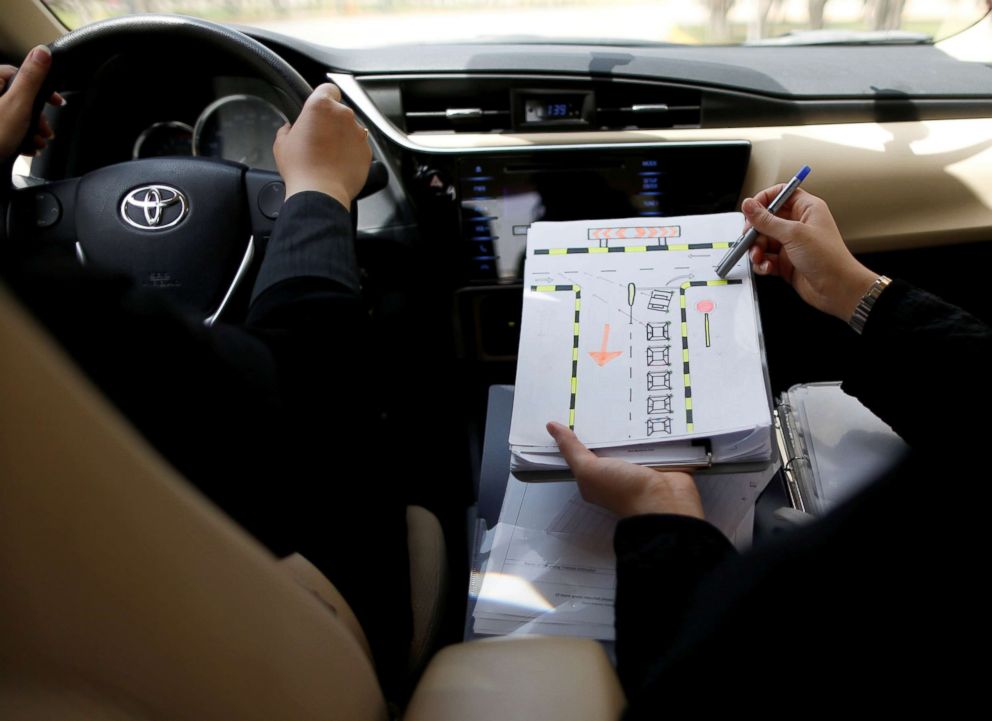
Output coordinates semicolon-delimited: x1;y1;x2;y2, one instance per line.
849;275;892;335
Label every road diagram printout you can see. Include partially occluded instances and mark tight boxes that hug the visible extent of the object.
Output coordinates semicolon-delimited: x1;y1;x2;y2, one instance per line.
509;213;771;454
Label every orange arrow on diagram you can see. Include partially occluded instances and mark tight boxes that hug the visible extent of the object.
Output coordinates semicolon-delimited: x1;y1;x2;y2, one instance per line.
589;324;623;367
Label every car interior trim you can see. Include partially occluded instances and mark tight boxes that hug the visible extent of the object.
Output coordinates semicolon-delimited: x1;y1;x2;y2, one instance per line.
332;70;992;254
329;72;749;155
204;236;255;327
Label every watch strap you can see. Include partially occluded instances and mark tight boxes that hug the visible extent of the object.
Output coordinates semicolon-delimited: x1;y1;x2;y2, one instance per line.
849;275;892;334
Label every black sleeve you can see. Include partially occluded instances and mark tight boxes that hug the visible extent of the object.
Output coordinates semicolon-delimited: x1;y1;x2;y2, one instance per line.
841;279;992;450
608;281;990;716
250;190;360;305
240;191;371;422
613;514;736;694
242;190;412;687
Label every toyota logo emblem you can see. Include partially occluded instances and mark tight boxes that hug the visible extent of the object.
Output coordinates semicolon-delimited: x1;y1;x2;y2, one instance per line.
120;185;188;230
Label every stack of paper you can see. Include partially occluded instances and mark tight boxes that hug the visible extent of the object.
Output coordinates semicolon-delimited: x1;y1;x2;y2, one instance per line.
471;468;776;640
509;213;773;473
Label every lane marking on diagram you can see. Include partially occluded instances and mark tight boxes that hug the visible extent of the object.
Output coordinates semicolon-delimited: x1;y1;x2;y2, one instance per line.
532;284;582;429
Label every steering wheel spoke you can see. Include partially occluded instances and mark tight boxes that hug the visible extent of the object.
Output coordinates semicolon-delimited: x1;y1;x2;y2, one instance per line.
244;168;286;239
7;177;81;252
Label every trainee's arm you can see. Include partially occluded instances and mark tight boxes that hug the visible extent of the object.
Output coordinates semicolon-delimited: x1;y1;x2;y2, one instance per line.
547;422;736;693
744;188;992;450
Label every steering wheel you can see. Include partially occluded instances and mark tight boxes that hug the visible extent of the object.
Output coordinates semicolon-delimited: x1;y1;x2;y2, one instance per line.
1;15;383;324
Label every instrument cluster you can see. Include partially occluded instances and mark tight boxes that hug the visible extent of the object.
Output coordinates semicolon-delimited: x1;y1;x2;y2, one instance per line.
132;94;287;171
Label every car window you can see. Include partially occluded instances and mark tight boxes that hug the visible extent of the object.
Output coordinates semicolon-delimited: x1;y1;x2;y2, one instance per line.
40;0;990;48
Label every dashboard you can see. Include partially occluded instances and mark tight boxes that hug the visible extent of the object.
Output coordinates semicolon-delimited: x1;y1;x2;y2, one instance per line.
325;60;992;264
25;23;992;383
34;31;992;271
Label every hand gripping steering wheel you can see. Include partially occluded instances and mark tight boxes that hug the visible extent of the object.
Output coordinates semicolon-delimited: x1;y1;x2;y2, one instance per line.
1;14;384;324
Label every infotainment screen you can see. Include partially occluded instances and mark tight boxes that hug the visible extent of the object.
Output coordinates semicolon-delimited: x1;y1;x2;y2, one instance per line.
456;144;749;281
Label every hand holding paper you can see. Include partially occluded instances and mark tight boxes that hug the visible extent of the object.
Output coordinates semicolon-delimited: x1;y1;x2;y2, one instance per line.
547;421;703;519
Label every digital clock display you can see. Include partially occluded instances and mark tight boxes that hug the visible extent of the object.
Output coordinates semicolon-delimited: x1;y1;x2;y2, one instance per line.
523;95;586;123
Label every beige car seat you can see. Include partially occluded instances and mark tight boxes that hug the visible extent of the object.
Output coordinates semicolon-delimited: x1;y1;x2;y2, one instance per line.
0;285;624;721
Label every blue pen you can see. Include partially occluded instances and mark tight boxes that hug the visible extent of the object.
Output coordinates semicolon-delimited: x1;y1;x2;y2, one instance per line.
716;165;811;278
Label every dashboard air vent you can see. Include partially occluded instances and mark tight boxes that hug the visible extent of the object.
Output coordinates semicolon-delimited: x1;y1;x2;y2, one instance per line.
401;79;511;133
595;84;702;129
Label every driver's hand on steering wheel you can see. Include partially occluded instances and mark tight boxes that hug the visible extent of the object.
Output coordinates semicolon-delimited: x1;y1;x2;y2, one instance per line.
273;82;371;209
0;45;64;160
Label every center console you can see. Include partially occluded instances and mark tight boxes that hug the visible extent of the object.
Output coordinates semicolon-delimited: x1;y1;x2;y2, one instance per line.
407;142;750;361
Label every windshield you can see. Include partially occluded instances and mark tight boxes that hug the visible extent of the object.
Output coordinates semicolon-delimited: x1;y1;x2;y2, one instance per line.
42;1;990;48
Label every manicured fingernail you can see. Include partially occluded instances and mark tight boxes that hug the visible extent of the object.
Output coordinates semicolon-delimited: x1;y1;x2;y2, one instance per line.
761;261;770;272
31;45;52;66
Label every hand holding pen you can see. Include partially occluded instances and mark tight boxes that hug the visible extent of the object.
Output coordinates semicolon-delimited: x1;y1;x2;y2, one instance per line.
740;184;879;323
716;166;810;278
